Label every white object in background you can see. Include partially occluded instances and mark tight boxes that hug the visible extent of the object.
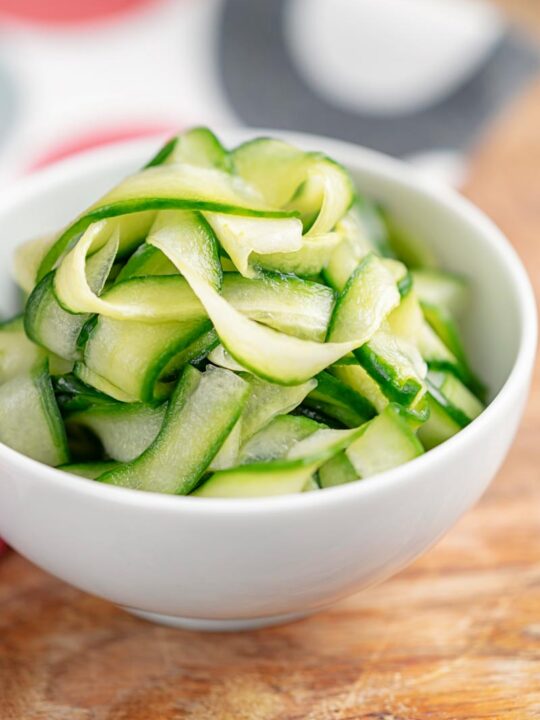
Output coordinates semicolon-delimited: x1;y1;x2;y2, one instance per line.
286;0;503;115
0;131;535;631
0;0;234;186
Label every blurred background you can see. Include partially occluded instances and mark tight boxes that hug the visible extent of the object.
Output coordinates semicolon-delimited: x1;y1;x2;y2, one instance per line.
0;0;538;190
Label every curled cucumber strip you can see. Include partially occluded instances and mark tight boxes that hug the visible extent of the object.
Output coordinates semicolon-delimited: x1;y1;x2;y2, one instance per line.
253;231;341;277
148;216;399;386
54;211;221;320
54;222;208;321
233;138;354;236
38;163;293;282
302;158;354;237
205;213;304;278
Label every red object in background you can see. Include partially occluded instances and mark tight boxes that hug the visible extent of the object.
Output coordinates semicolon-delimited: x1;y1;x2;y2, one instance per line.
0;0;160;25
31;124;176;170
0;538;7;557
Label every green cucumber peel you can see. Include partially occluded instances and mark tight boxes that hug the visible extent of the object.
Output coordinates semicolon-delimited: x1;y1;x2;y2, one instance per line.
99;365;250;494
38;165;294;282
59;460;119;479
304;371;376;428
149;218;399;386
0;361;68;466
194;424;366;498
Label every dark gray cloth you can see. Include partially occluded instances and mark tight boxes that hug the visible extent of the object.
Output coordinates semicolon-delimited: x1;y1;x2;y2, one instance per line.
218;0;539;156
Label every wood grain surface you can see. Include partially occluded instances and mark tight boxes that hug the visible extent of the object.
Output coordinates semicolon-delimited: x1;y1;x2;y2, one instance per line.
2;25;540;720
494;0;540;38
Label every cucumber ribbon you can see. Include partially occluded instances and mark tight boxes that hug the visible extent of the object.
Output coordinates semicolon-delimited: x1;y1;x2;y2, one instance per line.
53;210;401;386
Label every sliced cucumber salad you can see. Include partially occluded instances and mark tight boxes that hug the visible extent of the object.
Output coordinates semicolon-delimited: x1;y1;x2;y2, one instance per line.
0;128;486;497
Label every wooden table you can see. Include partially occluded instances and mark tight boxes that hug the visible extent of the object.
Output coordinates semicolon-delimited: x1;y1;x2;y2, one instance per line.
2;36;540;720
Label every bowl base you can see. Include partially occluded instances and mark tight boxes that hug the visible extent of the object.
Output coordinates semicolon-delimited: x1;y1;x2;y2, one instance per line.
122;606;310;632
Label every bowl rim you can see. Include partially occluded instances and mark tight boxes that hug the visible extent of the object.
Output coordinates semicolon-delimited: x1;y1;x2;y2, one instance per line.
0;128;536;515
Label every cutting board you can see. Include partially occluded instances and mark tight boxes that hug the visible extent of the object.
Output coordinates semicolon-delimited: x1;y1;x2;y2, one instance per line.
2;75;540;720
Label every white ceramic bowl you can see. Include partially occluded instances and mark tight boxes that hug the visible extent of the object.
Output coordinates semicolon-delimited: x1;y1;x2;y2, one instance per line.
0;131;536;631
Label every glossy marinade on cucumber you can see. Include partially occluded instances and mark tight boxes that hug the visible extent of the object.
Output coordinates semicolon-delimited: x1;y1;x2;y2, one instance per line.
0;127;486;497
